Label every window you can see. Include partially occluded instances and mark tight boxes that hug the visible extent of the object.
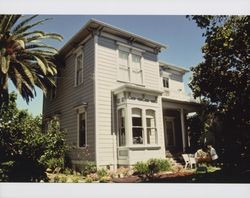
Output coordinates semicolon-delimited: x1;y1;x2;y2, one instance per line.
131;54;142;84
118;50;130;82
78;110;87;147
118;109;126;146
132;108;143;144
146;110;157;144
75;53;83;86
163;77;169;88
118;49;143;84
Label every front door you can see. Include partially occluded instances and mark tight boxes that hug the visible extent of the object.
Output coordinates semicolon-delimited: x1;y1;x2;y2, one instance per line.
164;117;176;150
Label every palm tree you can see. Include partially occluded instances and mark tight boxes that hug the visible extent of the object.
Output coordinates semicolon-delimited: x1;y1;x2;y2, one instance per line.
0;15;63;108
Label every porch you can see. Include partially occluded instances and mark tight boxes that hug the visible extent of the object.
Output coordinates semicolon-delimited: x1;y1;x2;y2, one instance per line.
162;98;201;156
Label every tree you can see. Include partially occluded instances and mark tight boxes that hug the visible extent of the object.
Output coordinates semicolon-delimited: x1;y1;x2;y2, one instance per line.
0;92;68;182
188;16;250;168
0;15;63;107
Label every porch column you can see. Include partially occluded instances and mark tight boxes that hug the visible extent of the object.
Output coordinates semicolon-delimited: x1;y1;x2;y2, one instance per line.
180;108;186;152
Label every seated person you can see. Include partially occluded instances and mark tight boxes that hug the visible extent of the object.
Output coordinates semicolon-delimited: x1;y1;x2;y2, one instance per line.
195;147;211;163
207;144;218;166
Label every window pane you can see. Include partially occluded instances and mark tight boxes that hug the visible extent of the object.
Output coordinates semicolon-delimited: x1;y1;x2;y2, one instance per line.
163;77;169;88
118;109;126;146
118;67;130;82
132;127;143;144
76;54;83;85
131;54;142;84
132;54;140;63
77;54;83;68
132;117;142;127
132;108;143;144
79;112;86;147
119;50;129;66
146;110;157;144
147;128;157;144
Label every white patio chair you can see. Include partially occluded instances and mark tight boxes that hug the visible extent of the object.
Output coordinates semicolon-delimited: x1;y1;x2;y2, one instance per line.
182;154;197;169
189;155;197;169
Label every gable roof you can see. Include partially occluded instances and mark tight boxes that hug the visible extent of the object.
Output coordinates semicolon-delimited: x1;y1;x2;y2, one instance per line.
59;19;167;56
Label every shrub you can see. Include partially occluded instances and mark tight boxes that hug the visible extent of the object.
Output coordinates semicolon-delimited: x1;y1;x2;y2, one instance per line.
133;158;172;177
97;168;108;178
53;175;60;183
0;93;68;182
79;161;97;176
63;168;73;175
133;161;149;175
148;158;171;172
60;175;67;183
45;158;64;171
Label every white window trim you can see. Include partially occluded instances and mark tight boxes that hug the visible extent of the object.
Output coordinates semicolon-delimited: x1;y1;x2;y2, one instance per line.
146;109;158;145
74;49;84;87
117;45;144;85
77;107;87;148
130;107;158;146
162;77;169;89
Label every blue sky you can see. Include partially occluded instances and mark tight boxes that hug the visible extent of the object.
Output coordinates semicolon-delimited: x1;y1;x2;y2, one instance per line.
11;15;205;116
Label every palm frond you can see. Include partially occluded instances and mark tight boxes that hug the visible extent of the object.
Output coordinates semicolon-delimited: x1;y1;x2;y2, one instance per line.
15;18;51;34
12;15;38;33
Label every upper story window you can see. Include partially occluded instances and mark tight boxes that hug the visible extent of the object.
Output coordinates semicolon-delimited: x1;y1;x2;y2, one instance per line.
75;52;84;86
118;47;143;85
118;50;130;82
163;77;169;88
131;54;142;84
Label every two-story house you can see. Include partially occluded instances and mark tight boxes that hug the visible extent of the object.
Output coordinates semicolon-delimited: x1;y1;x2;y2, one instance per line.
43;19;200;169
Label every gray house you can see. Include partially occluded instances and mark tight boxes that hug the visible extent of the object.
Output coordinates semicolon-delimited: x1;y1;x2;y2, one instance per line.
43;19;200;169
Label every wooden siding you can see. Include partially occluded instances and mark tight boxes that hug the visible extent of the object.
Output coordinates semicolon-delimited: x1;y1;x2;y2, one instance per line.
43;38;96;161
96;36;164;166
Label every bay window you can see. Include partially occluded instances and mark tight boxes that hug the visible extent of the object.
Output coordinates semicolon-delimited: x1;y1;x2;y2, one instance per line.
146;110;157;144
118;108;126;146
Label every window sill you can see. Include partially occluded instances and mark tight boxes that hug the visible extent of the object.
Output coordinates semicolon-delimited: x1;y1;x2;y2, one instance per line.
128;145;161;150
117;80;145;87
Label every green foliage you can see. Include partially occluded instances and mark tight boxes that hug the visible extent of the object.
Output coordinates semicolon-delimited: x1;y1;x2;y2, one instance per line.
133;161;149;175
0;93;68;181
0;15;63;106
97;168;108;178
78;161;97;176
188;16;250;168
189;16;249;127
134;158;171;176
148;158;171;173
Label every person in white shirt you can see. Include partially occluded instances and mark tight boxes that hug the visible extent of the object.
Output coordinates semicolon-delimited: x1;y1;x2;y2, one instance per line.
207;144;218;166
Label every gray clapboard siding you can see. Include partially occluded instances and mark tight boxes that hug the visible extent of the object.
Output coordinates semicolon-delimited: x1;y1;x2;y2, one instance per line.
95;36;117;165
43;38;96;161
95;36;163;166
